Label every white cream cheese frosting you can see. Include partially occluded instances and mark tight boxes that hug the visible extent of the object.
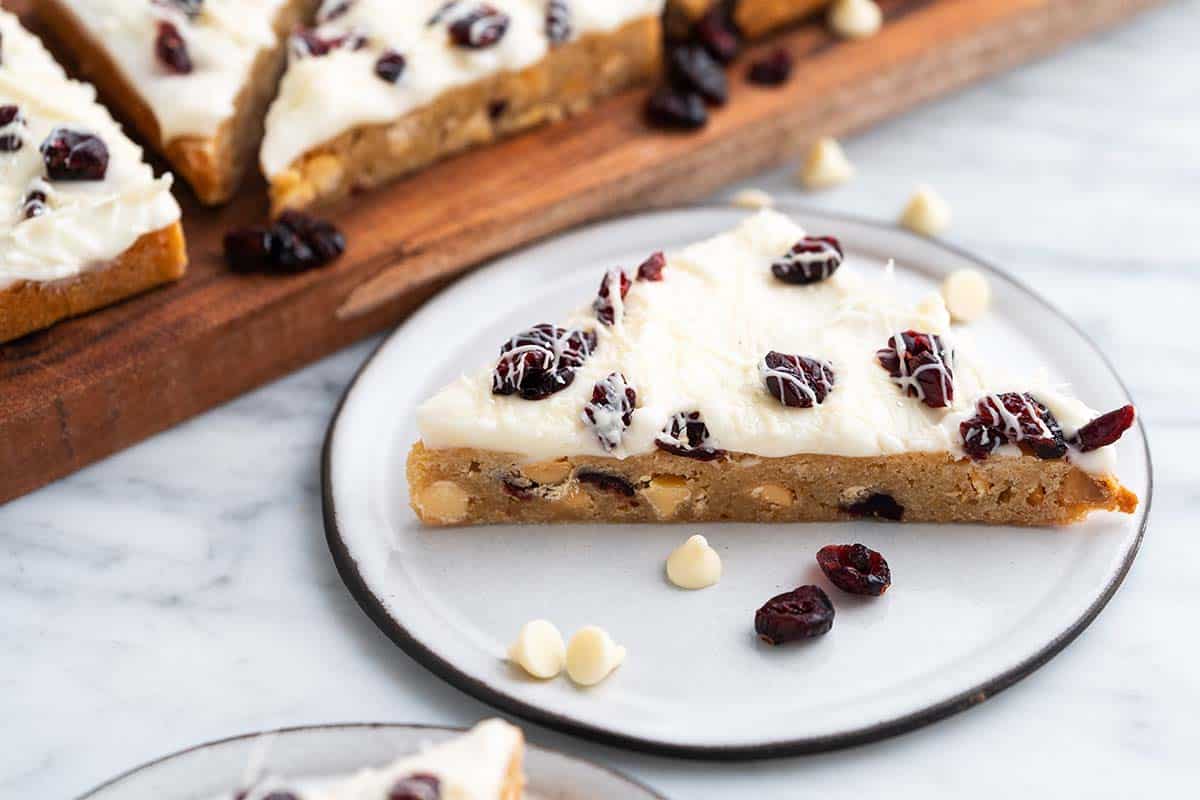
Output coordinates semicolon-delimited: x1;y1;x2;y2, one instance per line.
0;10;180;289
235;719;521;800
417;209;1122;475
260;0;665;178
54;0;290;142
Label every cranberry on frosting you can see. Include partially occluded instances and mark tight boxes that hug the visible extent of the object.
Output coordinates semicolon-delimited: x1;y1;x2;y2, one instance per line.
656;411;725;461
155;21;193;75
876;330;954;409
448;4;510;49
959;392;1067;461
583;373;637;452
0;104;24;152
636;251;666;281
40;128;109;181
771;236;844;284
546;0;571;44
593;268;631;326
375;49;406;83
492;324;596;400
761;351;835;408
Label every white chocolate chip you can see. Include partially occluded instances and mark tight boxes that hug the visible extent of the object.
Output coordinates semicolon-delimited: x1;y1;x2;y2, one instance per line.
414;481;470;524
666;534;722;590
565;626;626;687
828;0;883;40
641;475;691;519
730;188;775;209
941;268;991;323
900;185;952;236
507;619;566;680
799;136;855;190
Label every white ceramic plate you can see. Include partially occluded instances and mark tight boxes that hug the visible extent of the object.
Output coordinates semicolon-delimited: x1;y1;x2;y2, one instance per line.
79;723;664;799
322;206;1152;759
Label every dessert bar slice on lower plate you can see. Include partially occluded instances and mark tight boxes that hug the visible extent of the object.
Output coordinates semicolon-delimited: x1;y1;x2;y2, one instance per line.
0;9;186;343
39;0;320;205
260;0;665;213
233;719;525;800
408;209;1138;526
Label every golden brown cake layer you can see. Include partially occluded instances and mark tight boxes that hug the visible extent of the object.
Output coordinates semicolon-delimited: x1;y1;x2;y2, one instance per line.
0;223;188;343
268;15;662;214
39;0;318;205
408;442;1138;527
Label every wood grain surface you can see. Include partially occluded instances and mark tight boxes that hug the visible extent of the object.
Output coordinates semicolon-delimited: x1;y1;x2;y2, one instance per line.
0;0;1163;504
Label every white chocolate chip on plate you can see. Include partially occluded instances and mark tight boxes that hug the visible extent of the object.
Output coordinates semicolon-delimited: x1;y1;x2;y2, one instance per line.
828;0;884;39
730;188;775;209
941;268;992;323
666;534;723;590
566;626;626;687
508;619;566;680
799;136;855;190
900;185;952;236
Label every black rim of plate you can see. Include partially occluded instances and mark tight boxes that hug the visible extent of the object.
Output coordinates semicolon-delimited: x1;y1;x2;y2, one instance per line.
76;722;667;800
321;203;1154;761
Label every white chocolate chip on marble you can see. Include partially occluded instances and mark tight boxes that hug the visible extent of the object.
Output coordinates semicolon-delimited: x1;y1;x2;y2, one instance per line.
566;626;626;687
828;0;883;40
900;185;952;236
730;188;775;209
941;268;992;323
507;619;566;680
799;136;855;190
666;534;723;590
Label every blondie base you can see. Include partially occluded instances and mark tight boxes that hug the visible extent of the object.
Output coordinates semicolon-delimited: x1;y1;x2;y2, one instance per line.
408;442;1137;527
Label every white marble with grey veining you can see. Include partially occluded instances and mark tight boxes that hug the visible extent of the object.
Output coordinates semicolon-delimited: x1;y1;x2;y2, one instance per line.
2;2;1198;796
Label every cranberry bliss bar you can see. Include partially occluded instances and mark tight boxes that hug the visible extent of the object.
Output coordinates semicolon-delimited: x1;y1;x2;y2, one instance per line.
673;0;831;39
260;0;665;213
407;210;1138;526
0;10;186;343
227;719;525;800
38;0;319;205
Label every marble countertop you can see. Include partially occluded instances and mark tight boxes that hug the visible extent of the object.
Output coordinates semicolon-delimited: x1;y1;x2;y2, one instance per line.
3;2;1197;796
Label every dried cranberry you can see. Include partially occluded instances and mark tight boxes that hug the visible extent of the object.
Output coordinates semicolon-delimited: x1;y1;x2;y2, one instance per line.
747;48;793;86
692;7;739;64
389;774;441;800
636;251;665;281
576;470;636;497
319;0;352;22
817;544;892;595
1073;404;1136;452
40;129;109;181
448;5;509;48
843;492;905;521
22;190;48;220
645;85;707;130
155;21;193;74
292;29;364;57
876;330;954;409
761;351;834;408
668;43;728;106
656;411;724;461
375;50;407;83
583;373;636;451
959;393;1067;461
487;99;508;120
223;213;345;274
755;585;834;644
771;236;843;285
0;105;24;152
546;0;571;45
492;324;596;400
593;268;631;326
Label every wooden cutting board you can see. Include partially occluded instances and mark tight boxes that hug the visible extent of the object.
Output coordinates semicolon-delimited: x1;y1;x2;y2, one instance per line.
0;0;1162;504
